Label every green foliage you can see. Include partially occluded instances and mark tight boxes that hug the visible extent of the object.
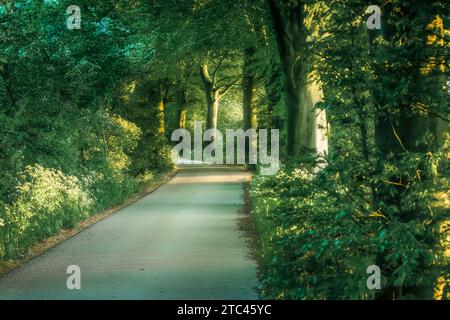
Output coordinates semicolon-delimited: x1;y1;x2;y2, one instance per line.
0;165;92;259
251;165;373;299
252;153;449;299
251;0;449;300
0;0;447;301
0;1;173;262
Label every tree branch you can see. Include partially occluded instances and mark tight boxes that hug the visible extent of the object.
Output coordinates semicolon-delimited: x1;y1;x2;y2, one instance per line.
212;57;225;85
218;77;240;100
200;64;213;88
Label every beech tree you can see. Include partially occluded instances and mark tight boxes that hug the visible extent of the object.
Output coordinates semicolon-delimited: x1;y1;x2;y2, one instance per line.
267;0;328;159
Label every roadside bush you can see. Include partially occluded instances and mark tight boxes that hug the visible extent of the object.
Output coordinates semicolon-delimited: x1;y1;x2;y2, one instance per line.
87;171;140;212
0;165;93;260
251;154;449;299
251;166;374;299
0;110;173;263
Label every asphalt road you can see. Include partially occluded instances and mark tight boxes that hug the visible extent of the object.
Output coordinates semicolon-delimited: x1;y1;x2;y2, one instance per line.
0;166;258;300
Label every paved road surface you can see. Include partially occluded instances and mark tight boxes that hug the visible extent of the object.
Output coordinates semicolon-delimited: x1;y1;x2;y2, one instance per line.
0;166;258;300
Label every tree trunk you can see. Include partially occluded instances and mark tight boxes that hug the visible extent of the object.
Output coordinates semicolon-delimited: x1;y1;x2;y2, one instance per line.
243;48;258;131
207;91;219;131
267;0;328;159
264;57;283;130
243;48;259;168
200;64;220;131
176;88;187;129
157;85;167;135
157;99;165;134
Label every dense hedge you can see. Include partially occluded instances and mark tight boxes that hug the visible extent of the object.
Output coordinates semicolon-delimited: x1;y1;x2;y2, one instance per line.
251;166;377;299
251;158;449;300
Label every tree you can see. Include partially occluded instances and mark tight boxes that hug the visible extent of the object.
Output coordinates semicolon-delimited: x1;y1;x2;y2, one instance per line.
267;0;328;159
200;61;240;131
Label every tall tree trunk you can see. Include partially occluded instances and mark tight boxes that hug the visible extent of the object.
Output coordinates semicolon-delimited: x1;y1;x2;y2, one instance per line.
176;88;187;129
157;85;166;135
207;91;220;131
267;0;328;159
243;47;258;131
200;64;220;131
243;48;258;168
264;57;283;130
157;100;165;134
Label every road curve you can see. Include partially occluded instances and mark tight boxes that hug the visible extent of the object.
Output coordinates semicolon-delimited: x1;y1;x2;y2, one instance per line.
0;166;258;300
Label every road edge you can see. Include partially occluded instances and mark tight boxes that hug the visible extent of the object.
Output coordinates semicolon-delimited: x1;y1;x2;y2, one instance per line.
237;172;262;299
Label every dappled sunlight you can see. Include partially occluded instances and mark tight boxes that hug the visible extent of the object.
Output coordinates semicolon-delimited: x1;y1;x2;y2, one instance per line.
0;0;448;302
169;166;251;185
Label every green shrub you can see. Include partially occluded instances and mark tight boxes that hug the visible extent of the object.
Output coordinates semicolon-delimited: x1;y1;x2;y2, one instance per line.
0;110;173;262
251;158;449;300
0;165;93;260
251;167;371;299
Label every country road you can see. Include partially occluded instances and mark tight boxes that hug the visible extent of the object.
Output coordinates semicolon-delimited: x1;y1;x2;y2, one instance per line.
0;166;259;300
